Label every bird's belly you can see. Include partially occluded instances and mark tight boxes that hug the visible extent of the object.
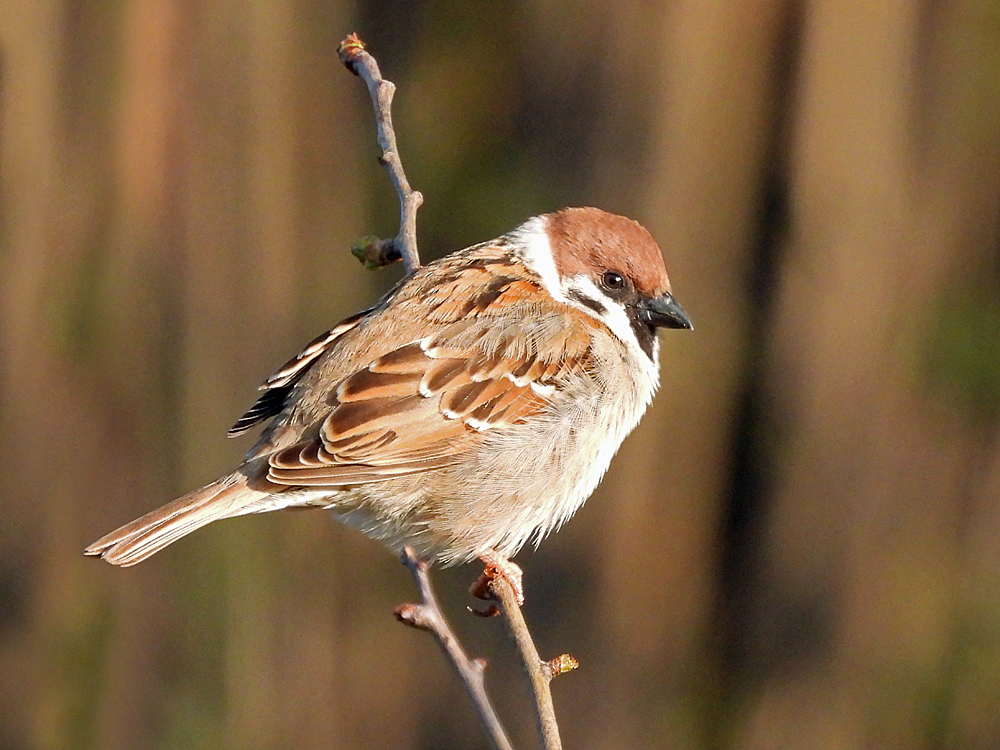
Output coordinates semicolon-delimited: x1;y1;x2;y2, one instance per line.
329;367;655;565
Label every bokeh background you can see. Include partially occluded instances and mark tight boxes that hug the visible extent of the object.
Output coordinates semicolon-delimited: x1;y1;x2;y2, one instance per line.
2;1;1000;748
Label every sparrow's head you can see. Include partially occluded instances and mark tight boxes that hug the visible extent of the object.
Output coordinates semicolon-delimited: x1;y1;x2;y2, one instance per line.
513;207;692;359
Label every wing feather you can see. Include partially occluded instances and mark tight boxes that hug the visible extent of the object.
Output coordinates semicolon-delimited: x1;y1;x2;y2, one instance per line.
227;258;598;488
263;320;591;486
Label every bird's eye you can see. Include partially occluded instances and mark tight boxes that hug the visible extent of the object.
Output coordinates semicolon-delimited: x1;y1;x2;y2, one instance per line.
601;271;626;290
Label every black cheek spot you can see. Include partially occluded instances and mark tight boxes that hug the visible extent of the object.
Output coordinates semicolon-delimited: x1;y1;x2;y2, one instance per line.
566;288;607;317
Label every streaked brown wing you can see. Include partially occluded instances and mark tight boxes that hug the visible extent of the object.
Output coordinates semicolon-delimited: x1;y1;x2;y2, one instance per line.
265;309;594;487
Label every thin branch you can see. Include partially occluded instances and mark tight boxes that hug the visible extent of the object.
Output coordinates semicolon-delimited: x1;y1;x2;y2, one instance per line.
339;33;575;749
395;549;515;750
485;571;578;750
338;33;512;748
338;33;423;274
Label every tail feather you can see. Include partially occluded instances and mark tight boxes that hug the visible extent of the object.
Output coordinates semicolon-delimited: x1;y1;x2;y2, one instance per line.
85;475;269;567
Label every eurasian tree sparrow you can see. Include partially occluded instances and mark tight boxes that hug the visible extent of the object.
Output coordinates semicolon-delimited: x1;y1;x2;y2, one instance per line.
86;207;692;568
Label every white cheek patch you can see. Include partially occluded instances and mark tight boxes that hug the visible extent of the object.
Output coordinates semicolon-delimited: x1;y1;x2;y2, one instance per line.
510;216;568;304
562;275;633;344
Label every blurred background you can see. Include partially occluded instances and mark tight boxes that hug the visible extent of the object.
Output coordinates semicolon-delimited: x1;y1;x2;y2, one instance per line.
2;1;999;748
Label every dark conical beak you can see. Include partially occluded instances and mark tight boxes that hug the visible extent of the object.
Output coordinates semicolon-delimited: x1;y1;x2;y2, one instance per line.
638;292;694;331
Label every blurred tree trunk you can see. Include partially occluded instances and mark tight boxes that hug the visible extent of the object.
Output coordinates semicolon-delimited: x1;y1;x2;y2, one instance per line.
582;2;794;748
735;2;1000;748
0;1;375;748
0;2;70;749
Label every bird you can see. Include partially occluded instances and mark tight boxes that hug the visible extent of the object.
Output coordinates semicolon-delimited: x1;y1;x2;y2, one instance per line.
85;207;692;573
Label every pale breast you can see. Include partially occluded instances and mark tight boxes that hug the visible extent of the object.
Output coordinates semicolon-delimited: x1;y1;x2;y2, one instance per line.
345;330;661;565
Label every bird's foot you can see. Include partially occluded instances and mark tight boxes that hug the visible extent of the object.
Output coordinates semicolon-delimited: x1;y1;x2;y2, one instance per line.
471;550;524;606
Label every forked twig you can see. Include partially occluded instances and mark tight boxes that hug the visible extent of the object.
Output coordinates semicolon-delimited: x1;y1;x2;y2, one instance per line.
395;550;514;750
338;33;423;274
479;569;578;750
